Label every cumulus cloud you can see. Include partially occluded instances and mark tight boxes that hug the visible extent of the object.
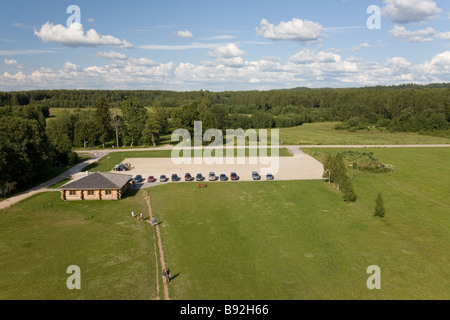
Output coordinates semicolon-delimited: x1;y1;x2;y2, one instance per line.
2;50;450;91
389;25;436;42
382;0;442;23
289;49;341;64
4;58;23;69
436;32;450;41
208;43;245;58
176;30;194;39
352;43;372;52
94;51;128;60
255;18;323;42
207;43;246;67
34;22;133;48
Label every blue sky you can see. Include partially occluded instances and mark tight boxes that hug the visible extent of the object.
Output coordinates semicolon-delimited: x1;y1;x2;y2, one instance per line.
1;0;449;91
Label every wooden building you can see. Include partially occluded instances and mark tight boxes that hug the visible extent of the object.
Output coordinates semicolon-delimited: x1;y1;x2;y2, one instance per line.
59;172;132;201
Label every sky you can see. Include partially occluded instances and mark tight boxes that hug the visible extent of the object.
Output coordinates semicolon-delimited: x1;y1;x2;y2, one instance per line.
0;0;449;91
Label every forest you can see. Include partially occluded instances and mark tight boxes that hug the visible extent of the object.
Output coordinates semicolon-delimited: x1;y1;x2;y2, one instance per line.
0;83;449;192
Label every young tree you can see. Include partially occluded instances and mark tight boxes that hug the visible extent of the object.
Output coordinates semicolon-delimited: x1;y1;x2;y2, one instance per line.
374;193;385;217
341;175;357;202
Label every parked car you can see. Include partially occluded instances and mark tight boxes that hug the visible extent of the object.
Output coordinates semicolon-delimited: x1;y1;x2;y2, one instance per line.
147;176;157;183
133;175;143;183
252;171;261;180
209;172;218;181
114;163;129;171
230;172;239;181
196;173;205;181
185;173;194;181
266;173;275;180
171;174;181;182
160;175;169;182
220;174;228;181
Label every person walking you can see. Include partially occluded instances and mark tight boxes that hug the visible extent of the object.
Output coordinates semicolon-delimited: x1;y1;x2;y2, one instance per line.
140;212;143;221
131;211;135;219
166;268;171;283
152;216;156;227
162;269;167;285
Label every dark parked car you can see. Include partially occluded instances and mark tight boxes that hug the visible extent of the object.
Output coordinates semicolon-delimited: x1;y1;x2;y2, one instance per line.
266;173;274;180
160;175;169;182
220;174;228;181
171;174;181;182
230;172;239;181
114;163;129;171
196;173;205;181
252;171;261;181
133;175;143;183
147;176;157;183
209;172;218;181
185;173;194;181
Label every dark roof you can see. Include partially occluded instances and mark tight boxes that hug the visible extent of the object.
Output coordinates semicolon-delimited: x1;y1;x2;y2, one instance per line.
60;172;132;190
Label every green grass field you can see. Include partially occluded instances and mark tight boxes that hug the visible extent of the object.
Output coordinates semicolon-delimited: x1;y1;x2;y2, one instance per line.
0;190;157;300
278;122;450;145
0;148;448;299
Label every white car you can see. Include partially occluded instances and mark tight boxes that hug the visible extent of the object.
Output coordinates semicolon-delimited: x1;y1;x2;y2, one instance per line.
209;172;218;181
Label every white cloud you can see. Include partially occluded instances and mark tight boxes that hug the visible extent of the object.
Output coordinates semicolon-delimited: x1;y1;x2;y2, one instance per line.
4;58;23;69
94;51;127;60
436;32;450;40
176;30;194;39
382;0;442;23
255;18;323;42
34;22;133;49
2;50;450;91
389;25;436;42
63;62;79;72
352;43;372;52
289;49;341;64
208;43;245;58
206;43;246;67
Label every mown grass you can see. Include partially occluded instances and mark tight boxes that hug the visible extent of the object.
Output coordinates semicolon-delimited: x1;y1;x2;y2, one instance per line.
148;147;450;300
278;122;450;145
0;190;157;300
0;148;448;300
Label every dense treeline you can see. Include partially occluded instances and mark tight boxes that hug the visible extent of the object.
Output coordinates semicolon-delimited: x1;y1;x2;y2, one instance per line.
0;105;79;191
1;83;449;133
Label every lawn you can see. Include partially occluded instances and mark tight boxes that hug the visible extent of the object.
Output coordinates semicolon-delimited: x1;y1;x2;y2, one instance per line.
0;148;448;300
0;190;157;300
148;147;450;300
278;122;450;145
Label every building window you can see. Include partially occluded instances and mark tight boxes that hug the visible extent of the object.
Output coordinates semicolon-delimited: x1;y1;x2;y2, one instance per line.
69;191;76;196
87;190;94;196
105;190;112;195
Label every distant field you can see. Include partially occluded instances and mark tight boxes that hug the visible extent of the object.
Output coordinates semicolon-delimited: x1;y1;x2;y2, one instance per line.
278;122;450;145
0;148;448;299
